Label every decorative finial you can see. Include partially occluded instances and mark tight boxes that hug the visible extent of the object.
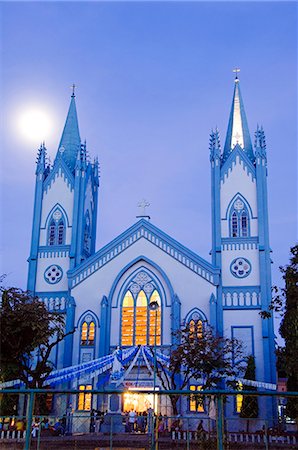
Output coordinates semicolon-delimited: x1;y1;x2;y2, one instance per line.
71;83;76;97
233;68;240;82
136;199;151;220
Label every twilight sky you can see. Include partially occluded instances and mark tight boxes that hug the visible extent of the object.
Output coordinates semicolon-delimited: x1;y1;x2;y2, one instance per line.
1;1;297;331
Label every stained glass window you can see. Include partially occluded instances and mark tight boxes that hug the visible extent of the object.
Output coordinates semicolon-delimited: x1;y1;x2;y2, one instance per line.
81;321;95;346
121;291;134;346
135;291;147;345
189;319;203;340
81;322;88;345
149;290;161;345
121;287;161;346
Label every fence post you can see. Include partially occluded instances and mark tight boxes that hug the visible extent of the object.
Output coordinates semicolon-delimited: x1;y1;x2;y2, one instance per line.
24;391;35;450
216;394;224;450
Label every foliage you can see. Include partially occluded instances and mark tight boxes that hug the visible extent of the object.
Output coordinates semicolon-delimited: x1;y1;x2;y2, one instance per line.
0;287;73;390
279;245;298;419
260;245;298;419
149;324;243;414
240;355;258;431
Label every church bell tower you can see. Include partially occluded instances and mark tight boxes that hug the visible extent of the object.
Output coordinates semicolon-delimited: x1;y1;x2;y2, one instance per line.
27;91;99;367
210;74;276;397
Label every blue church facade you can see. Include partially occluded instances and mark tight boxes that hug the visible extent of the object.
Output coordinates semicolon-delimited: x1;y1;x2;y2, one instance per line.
27;77;276;423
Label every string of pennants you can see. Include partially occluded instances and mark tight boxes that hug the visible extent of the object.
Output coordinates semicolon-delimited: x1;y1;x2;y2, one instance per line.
0;345;276;391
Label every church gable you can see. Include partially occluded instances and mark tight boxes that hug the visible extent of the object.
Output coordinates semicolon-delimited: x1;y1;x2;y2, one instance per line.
68;219;220;288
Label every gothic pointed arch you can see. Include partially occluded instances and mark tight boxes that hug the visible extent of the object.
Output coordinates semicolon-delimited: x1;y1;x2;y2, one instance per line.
77;310;99;347
226;193;252;238
184;308;207;340
119;270;162;346
46;205;67;246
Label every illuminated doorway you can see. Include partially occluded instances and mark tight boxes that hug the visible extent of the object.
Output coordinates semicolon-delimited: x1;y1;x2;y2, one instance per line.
123;389;157;412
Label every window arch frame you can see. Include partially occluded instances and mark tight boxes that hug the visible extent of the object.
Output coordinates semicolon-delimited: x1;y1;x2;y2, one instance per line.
80;315;97;347
83;210;91;253
185;308;207;341
120;272;163;347
47;209;66;246
228;197;251;238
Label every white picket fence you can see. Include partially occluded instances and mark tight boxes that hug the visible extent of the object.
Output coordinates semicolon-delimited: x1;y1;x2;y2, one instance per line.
0;429;26;440
172;430;297;445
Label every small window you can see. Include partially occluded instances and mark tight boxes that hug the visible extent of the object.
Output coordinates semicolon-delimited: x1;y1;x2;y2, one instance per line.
78;385;92;411
232;212;238;237
236;382;243;413
81;320;95;346
57;220;65;245
190;385;204;412
81;322;88;345
48;220;56;246
189;319;203;340
241;212;248;237
88;322;95;346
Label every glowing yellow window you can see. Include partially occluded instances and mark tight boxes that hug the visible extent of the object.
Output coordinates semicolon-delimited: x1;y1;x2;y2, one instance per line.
135;290;147;345
149;290;161;345
189;319;195;340
236;382;243;413
81;322;88;345
197;320;203;339
121;291;134;346
88;322;95;345
190;385;204;412
78;385;92;411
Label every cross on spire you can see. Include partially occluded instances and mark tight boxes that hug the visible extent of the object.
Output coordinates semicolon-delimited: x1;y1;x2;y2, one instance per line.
233;68;240;81
136;199;151;220
71;83;76;97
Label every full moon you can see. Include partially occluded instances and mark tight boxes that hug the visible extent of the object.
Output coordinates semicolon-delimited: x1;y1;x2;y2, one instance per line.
18;107;52;143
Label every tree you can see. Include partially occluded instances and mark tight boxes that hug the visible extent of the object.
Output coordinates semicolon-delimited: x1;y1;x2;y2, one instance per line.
279;246;298;420
240;355;259;431
0;287;75;413
259;245;298;420
148;324;243;415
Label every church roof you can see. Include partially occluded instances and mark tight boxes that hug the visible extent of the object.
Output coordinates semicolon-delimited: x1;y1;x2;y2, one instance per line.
55;93;81;171
222;77;254;164
68;219;220;288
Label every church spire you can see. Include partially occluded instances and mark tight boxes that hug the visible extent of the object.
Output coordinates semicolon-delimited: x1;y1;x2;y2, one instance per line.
222;73;254;163
56;89;81;171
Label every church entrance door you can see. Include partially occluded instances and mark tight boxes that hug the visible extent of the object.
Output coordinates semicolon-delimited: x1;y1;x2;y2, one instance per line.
123;389;156;412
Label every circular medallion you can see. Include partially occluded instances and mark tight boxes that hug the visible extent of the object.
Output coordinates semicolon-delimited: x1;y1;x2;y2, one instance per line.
44;264;63;284
230;257;251;278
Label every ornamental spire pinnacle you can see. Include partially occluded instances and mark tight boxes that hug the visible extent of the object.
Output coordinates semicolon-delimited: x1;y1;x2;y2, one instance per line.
222;72;254;163
56;88;81;171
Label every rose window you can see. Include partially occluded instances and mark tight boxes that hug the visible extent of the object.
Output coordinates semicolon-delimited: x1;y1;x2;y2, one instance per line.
44;265;63;284
230;258;251;278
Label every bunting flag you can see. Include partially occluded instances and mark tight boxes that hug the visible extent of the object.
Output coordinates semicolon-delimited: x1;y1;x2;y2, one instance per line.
0;345;276;390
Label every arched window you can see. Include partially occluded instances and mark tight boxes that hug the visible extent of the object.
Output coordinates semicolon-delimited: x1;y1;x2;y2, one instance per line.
240;211;248;237
48;220;56;246
57;220;65;245
149;290;161;346
80;320;96;346
189;318;203;340
121;291;134;346
83;211;91;253
229;197;250;238
47;209;66;246
135;290;147;345
121;282;162;346
231;212;238;237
